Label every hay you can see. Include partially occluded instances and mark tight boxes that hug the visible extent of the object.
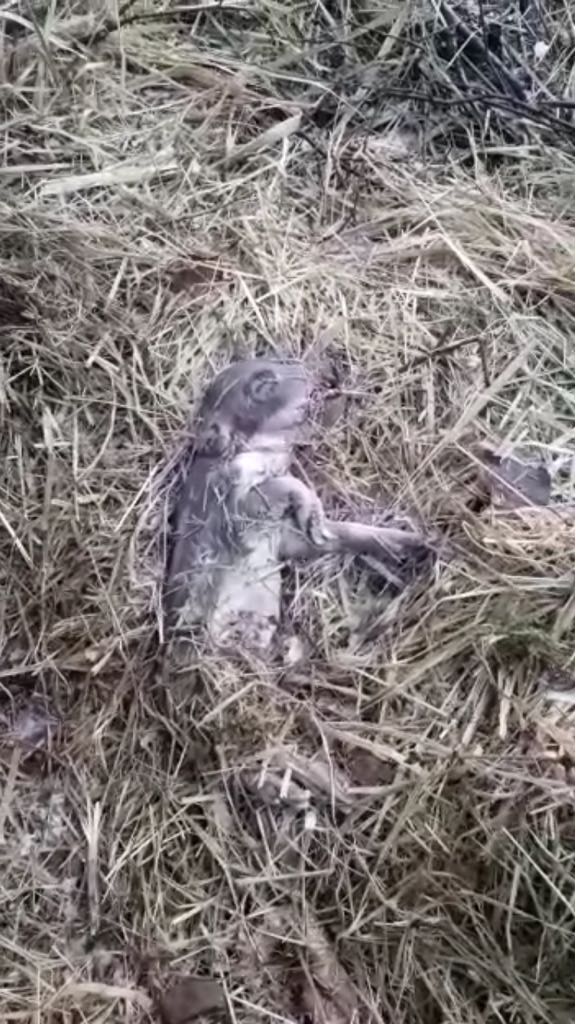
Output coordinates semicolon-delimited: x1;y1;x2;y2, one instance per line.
0;1;574;1022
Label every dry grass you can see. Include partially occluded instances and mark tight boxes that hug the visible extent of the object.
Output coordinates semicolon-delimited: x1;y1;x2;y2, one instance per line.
0;2;574;1022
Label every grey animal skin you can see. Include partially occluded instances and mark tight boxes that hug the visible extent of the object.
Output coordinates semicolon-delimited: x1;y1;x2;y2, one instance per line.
164;358;430;653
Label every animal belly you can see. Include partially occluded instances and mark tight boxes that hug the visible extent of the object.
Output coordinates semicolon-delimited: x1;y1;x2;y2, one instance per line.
208;528;282;651
166;512;229;632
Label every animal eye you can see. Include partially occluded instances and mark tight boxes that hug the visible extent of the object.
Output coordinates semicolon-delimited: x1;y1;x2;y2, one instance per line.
196;421;228;456
244;369;278;403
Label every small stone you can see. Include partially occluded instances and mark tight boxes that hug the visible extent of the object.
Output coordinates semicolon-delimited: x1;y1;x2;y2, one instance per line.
158;977;225;1024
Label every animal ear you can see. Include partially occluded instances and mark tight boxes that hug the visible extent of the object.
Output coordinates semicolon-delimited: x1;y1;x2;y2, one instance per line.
243;368;279;403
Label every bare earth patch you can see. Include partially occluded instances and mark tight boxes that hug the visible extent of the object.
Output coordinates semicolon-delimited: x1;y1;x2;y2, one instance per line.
0;2;574;1022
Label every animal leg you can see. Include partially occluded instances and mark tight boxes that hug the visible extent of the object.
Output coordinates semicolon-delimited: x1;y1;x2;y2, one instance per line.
280;518;432;565
255;475;330;547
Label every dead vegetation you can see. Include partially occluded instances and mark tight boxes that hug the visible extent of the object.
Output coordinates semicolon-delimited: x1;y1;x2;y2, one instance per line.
0;1;574;1022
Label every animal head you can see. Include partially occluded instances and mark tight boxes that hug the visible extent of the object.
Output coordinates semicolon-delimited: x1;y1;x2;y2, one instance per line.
196;358;315;453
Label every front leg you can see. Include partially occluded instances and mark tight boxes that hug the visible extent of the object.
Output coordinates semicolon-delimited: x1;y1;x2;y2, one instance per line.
280;517;433;566
250;475;329;546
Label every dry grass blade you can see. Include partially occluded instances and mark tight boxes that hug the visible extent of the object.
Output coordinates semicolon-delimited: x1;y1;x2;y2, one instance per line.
0;1;573;1022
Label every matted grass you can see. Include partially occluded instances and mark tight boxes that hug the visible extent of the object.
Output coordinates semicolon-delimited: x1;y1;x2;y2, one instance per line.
0;2;574;1022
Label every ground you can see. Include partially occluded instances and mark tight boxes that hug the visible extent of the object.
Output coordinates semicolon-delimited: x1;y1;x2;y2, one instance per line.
0;2;574;1023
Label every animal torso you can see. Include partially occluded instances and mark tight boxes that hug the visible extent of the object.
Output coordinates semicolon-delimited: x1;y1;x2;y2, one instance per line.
164;359;317;651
